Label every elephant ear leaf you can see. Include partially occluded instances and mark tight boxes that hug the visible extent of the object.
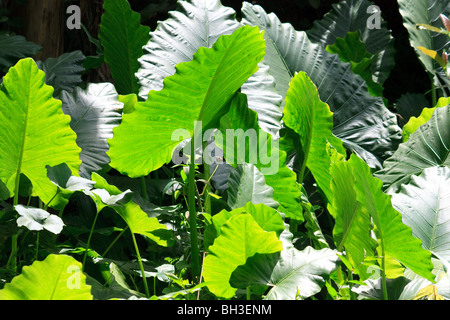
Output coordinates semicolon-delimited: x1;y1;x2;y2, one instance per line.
0;58;81;209
0;34;42;71
136;0;282;137
59;83;123;178
282;71;346;202
0;254;92;300
241;2;402;169
99;0;150;95
397;0;450;95
375;104;450;193
349;154;434;281
307;0;395;91
107;26;266;178
391;166;450;265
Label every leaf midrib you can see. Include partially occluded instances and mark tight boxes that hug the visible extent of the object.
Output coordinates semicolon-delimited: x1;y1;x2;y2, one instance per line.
14;63;32;202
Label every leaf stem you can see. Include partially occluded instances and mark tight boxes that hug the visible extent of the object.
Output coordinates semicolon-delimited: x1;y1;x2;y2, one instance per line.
380;252;389;300
188;135;200;282
429;72;437;107
129;229;150;298
140;176;148;201
101;226;129;257
7;177;22;273
82;210;100;271
35;232;40;260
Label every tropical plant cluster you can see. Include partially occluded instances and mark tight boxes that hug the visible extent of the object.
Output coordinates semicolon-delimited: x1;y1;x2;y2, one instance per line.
0;0;449;300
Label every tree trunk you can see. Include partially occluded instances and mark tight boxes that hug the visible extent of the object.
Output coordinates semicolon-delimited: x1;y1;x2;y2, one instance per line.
23;0;65;60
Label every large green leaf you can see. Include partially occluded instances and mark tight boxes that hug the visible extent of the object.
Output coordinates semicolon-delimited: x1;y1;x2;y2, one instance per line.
328;159;378;269
241;2;402;169
390;166;450;264
136;0;239;96
136;0;283;137
230;247;340;300
306;0;395;89
0;58;81;209
282;71;346;202
203;213;283;299
0;254;92;300
108;25;265;178
349;154;434;281
0;34;41;71
375;104;450;193
90;173;173;247
59;83;123;178
218;92;302;220
99;0;150;94
204;201;285;250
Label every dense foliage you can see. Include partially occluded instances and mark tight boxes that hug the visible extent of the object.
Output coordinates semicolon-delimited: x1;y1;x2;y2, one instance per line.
0;0;449;300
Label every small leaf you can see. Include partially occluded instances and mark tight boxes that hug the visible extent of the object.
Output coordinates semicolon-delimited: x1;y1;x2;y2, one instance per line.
226;163;278;210
46;163;95;192
90;173;173;247
60;83;123;178
441;14;450;32
417;46;448;69
15;205;64;234
413;284;445;300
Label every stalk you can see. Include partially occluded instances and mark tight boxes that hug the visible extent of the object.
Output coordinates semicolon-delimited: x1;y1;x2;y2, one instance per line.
130;229;150;298
140;176;149;201
7;176;22;272
102;226;129;257
429;73;437;107
188;133;200;282
380;250;389;300
82;210;100;271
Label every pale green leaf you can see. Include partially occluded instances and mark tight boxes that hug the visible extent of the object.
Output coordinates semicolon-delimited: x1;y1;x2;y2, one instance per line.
203;213;283;299
0;254;92;300
0;58;81;209
108;26;265;178
282;71;346;202
90;173;173;247
350;154;434;282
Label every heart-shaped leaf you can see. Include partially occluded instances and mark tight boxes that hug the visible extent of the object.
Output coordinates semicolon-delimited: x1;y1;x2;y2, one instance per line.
0;58;81;209
203;213;283;299
108;26;265;178
230;246;340;300
0;254;92;300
